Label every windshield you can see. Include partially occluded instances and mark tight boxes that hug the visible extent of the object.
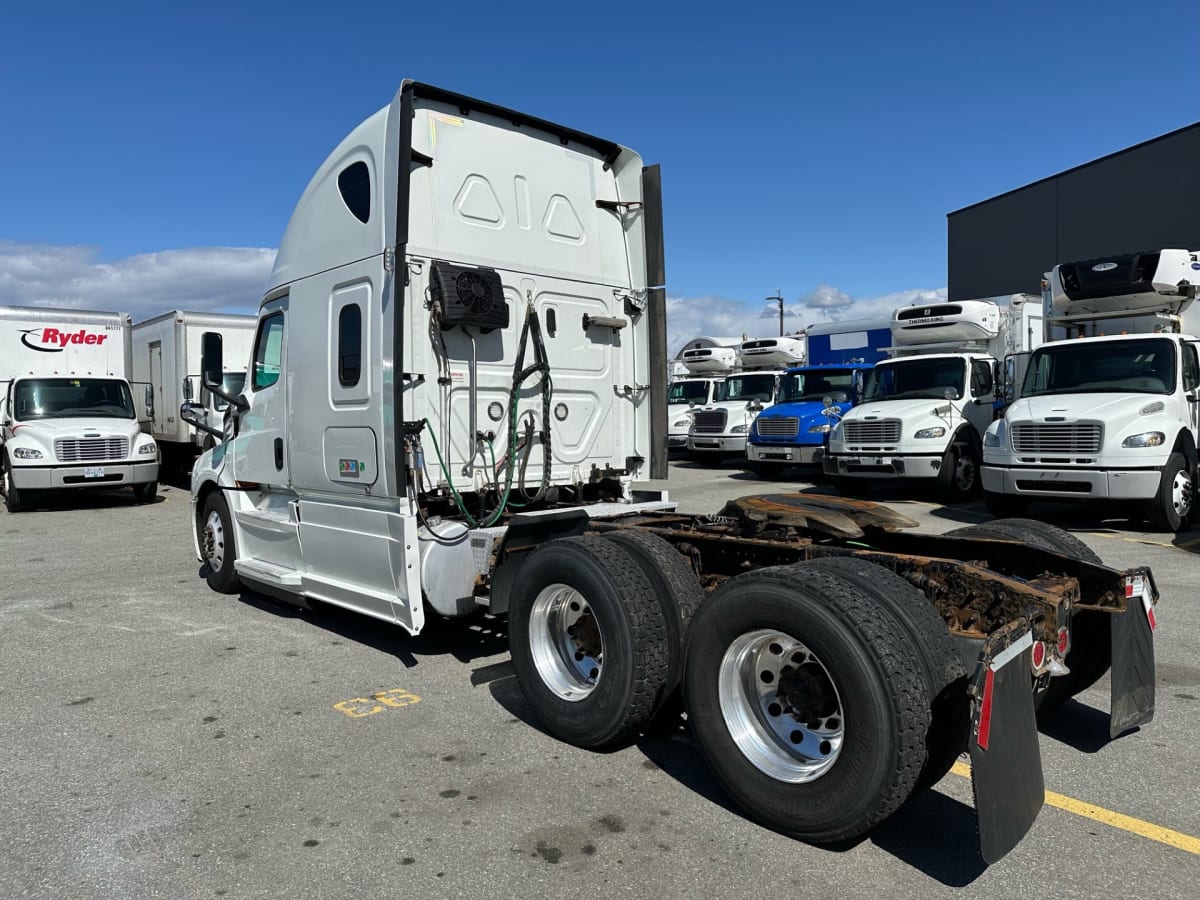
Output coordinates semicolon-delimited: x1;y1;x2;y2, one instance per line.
1022;338;1176;397
211;372;246;412
13;378;135;421
668;380;711;405
864;358;964;401
778;369;854;403
716;373;777;403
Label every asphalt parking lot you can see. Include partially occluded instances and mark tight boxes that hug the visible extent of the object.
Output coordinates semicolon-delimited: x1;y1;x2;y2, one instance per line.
2;461;1199;899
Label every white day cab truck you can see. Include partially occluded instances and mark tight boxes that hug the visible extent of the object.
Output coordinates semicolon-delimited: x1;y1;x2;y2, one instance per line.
824;295;1043;503
185;80;1159;863
132;310;255;468
982;249;1200;531
0;306;159;512
685;335;805;465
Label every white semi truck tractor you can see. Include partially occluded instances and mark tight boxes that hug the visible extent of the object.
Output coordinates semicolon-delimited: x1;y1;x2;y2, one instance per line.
824;295;1042;503
185;80;1159;863
1;305;159;512
982;249;1200;531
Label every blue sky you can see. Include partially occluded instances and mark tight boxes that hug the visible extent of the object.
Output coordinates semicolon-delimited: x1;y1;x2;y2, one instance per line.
1;0;1196;349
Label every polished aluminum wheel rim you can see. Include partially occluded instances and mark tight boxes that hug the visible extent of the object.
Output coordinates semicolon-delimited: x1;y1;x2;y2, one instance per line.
528;584;603;702
718;629;845;783
954;455;977;492
203;510;226;572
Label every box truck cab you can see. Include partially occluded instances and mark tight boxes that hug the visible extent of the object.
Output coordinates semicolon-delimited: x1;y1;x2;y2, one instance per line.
686;367;784;464
982;249;1200;530
667;376;722;451
1;306;159;512
824;296;1042;502
747;318;890;477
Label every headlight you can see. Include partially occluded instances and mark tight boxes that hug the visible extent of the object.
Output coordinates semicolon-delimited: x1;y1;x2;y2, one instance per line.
673;418;691;428
731;424;749;434
138;442;159;455
914;427;946;439
983;429;1002;448
808;424;830;434
12;447;43;459
1122;431;1165;448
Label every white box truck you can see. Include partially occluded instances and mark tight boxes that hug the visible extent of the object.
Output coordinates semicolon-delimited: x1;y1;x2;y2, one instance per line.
982;249;1200;530
1;306;159;511
132;310;255;464
824;295;1042;502
184;80;1158;862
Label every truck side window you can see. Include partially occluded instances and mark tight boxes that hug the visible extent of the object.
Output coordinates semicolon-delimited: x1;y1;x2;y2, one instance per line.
1184;345;1200;392
970;359;994;396
338;161;371;224
252;313;284;391
338;304;362;387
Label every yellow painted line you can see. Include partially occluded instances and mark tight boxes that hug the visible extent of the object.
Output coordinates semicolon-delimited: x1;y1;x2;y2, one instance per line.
1083;532;1181;549
950;762;1200;855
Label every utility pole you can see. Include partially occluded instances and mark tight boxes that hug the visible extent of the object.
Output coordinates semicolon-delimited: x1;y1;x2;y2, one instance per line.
767;290;784;337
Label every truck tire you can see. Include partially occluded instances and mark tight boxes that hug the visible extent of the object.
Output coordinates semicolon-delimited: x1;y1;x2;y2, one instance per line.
132;481;157;504
945;519;1109;708
984;490;1030;519
683;565;930;844
935;439;980;504
1145;452;1193;533
599;529;704;719
3;457;26;513
508;536;669;748
798;557;969;790
200;491;241;594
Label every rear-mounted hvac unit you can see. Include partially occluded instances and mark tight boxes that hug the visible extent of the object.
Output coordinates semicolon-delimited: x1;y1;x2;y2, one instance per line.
429;261;511;332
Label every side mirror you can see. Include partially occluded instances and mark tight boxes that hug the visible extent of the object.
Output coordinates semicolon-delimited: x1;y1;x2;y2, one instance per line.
748;399;763;412
182;376;194;401
145;384;154;420
832;391;848;404
943;387;960;401
201;332;224;391
180;401;223;439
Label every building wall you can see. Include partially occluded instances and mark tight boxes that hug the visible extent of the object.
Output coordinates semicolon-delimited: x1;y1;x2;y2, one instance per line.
947;123;1200;301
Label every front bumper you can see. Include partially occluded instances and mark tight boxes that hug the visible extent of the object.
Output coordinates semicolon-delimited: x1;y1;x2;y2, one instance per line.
688;435;747;454
823;452;943;480
981;465;1161;500
668;434;689;449
747;443;823;466
10;460;158;489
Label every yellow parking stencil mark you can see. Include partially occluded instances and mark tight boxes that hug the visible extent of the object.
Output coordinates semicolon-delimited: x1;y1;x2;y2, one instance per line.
334;688;421;718
950;762;1200;855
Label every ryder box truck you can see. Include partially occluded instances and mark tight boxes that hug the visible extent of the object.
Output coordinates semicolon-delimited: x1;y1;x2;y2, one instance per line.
1;306;159;512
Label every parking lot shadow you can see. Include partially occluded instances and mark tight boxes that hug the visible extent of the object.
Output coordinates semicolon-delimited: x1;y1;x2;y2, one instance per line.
1037;697;1123;753
868;786;986;885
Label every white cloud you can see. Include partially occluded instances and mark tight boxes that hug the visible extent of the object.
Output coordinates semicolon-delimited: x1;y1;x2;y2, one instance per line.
667;286;948;356
0;241;273;321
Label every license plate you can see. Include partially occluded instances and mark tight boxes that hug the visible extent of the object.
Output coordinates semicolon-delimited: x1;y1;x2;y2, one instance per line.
84;467;105;478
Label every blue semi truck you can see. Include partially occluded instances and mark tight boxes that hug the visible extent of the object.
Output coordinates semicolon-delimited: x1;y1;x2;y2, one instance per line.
746;318;890;478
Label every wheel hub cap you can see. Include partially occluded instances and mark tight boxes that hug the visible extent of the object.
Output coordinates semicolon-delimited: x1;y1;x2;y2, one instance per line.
529;584;603;702
1171;469;1192;517
203;510;225;571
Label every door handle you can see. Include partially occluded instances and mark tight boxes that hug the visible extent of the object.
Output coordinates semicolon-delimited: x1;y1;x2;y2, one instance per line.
274;437;284;470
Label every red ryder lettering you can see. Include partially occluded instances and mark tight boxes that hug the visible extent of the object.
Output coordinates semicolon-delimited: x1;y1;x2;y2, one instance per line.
40;328;107;346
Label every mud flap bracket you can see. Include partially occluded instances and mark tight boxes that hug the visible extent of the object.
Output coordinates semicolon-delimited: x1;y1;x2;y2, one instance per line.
969;623;1044;865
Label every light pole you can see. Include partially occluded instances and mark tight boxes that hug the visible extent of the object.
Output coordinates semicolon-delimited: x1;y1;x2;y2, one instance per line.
767;290;784;336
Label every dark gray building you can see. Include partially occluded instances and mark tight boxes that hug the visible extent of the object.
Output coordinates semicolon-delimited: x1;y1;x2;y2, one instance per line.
947;123;1200;301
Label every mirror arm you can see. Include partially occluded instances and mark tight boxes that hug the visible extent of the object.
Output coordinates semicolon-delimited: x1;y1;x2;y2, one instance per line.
179;405;224;438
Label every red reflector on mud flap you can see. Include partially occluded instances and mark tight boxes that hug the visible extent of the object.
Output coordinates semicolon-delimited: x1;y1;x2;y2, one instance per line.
1031;640;1046;670
1144;595;1157;632
977;669;995;750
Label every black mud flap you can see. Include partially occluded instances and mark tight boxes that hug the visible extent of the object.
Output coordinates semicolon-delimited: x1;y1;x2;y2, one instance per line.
969;624;1044;865
1110;584;1156;739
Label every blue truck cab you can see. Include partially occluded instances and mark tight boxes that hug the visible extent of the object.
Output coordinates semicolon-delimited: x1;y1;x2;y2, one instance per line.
746;317;890;478
746;363;873;476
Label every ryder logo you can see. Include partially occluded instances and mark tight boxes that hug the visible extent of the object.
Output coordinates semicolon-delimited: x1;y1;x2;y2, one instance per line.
19;328;109;352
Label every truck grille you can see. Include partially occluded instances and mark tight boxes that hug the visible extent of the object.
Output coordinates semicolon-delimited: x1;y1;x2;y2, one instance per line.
757;417;799;437
1011;423;1102;454
55;437;129;462
692;410;727;433
843;420;901;444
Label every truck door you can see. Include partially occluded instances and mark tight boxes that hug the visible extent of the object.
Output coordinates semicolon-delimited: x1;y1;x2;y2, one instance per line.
966;358;997;436
1183;341;1200;440
233;297;290;487
149;341;164;433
